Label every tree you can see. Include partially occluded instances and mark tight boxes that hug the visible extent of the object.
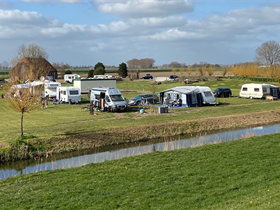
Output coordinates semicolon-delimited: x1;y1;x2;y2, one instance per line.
208;65;214;76
6;44;48;137
180;67;185;77
88;69;94;78
65;70;72;74
94;67;104;75
94;62;105;75
118;62;128;78
255;41;280;66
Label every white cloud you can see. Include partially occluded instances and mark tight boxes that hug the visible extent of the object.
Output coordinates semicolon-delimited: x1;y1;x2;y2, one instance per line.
96;0;193;18
20;0;83;3
0;9;48;27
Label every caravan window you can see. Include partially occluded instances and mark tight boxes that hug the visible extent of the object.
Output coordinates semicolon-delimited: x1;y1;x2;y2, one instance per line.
254;88;259;92
204;91;213;97
242;87;248;91
69;90;79;95
62;91;66;95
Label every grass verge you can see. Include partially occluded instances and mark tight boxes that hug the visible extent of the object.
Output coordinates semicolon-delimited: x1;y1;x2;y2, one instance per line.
0;133;280;209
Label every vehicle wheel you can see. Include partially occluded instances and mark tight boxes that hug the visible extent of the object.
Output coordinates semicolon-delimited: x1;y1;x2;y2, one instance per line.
136;101;140;106
221;93;224;98
229;93;231;97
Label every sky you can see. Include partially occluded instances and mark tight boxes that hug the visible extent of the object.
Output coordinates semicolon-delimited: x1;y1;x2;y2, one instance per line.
1;0;280;66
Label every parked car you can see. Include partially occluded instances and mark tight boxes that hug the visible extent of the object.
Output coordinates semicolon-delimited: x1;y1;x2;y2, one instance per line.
128;94;159;105
169;75;179;80
141;74;153;79
213;88;232;97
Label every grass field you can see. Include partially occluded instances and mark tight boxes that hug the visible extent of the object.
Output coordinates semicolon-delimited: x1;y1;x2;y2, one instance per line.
1;133;280;209
0;78;279;144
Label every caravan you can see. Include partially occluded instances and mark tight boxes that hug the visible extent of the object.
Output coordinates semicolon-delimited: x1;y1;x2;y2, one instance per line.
195;86;216;105
64;74;80;83
44;81;61;98
239;84;270;99
56;86;81;103
90;87;127;112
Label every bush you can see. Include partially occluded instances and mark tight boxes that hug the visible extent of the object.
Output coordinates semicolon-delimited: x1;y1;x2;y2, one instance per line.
65;70;72;74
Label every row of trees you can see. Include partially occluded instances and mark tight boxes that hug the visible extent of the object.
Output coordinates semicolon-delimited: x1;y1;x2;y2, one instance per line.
126;58;155;69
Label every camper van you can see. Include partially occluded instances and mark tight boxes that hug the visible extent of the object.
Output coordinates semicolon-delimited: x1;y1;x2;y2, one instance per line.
44;81;61;98
239;84;270;99
90;87;127;112
56;86;81;103
64;74;80;83
195;86;216;105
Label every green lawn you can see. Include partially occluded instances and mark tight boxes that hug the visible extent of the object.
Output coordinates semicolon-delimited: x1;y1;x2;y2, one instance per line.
1;133;280;209
0;78;280;144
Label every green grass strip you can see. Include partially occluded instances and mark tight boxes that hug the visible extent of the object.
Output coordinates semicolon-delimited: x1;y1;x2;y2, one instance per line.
0;133;280;209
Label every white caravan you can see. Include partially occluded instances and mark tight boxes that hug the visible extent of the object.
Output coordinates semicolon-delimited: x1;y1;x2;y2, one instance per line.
239;83;270;99
90;87;127;112
44;81;61;98
56;86;81;103
194;86;216;105
64;74;80;83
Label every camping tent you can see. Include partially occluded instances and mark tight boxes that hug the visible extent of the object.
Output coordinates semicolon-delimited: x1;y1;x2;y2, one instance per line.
159;86;203;107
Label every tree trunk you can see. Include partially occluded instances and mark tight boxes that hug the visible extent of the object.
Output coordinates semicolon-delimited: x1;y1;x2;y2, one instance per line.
21;109;24;137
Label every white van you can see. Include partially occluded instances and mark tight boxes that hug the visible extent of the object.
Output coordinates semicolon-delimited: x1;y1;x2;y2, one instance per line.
195;86;216;105
64;74;80;83
239;83;270;99
56;86;81;103
90;87;127;112
44;81;61;98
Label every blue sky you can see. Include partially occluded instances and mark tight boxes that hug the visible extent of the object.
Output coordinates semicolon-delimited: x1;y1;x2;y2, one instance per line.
1;0;280;66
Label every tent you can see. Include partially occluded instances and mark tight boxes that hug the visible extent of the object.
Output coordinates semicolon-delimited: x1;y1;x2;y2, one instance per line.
159;86;203;108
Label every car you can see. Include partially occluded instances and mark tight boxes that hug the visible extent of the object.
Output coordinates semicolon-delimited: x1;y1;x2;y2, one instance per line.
141;74;153;79
213;88;232;97
169;75;179;80
128;94;159;105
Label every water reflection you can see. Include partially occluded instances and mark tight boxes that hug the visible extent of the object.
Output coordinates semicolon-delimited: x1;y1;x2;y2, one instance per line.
1;123;279;180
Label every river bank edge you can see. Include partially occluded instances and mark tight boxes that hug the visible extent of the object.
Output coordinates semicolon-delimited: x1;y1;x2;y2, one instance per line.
1;109;280;163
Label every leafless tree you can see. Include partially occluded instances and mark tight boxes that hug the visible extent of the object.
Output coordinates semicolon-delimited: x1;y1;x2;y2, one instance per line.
6;44;49;137
255;41;280;66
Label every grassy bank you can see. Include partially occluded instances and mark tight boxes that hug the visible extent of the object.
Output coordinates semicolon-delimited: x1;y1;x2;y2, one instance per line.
1;133;280;209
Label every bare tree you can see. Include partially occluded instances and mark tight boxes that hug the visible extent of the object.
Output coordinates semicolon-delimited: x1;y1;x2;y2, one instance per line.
255;41;280;66
6;44;48;137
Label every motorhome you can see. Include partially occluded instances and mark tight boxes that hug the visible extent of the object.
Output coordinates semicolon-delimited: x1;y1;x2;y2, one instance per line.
44;81;61;98
56;86;81;103
239;84;270;99
90;87;127;112
64;74;80;83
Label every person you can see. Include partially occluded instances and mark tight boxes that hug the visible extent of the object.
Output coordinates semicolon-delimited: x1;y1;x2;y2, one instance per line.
178;98;182;107
41;100;45;109
164;97;169;107
45;98;48;108
90;105;94;115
